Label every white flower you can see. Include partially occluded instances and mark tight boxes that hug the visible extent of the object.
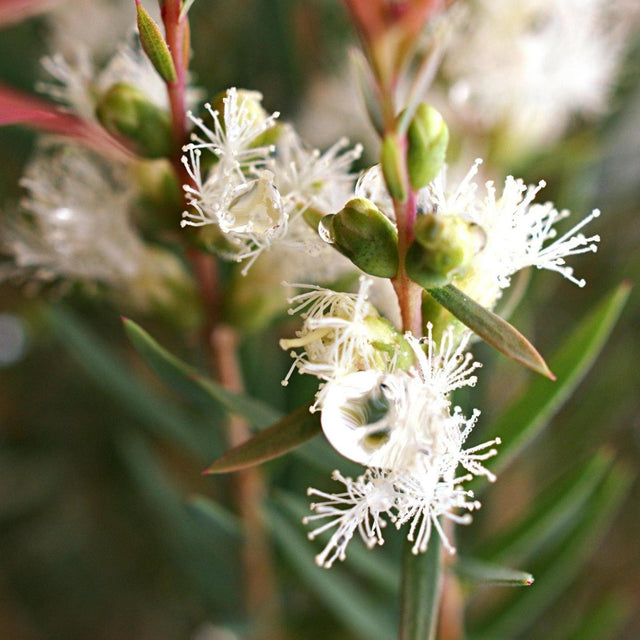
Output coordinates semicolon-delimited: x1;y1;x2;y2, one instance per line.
421;159;601;308
317;328;481;471
305;401;499;565
3;142;143;286
305;468;397;568
38;40;172;121
442;0;634;147
279;277;394;391
303;321;498;567
181;94;362;272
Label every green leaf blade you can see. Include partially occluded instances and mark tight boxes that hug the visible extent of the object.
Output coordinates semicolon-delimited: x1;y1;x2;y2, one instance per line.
470;462;633;640
481;283;631;476
204;404;321;473
122;317;281;429
427;284;554;378
399;532;442;640
456;557;533;587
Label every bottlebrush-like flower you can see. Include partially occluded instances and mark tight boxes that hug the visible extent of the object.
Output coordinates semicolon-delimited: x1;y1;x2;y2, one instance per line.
303;326;498;567
441;0;635;147
181;90;362;271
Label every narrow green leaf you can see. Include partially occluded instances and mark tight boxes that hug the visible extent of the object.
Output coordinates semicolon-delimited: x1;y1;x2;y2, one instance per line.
427;284;554;378
44;307;208;457
470;463;633;640
185;494;242;539
122;318;281;429
478;449;614;562
546;593;633;640
136;1;177;83
480;283;631;476
266;504;396;640
399;531;442;640
455;557;533;587
204;404;321;473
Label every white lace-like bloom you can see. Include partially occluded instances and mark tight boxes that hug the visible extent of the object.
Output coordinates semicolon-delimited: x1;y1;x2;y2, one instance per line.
421;159;600;308
38;40;173;121
181;92;361;271
279;277;395;394
305;365;498;566
442;0;635;146
3;143;143;285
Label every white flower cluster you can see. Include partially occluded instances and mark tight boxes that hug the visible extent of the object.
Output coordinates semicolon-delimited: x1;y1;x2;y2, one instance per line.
1;142;194;317
281;278;499;567
357;159;600;310
181;88;362;272
442;0;636;146
3;142;142;287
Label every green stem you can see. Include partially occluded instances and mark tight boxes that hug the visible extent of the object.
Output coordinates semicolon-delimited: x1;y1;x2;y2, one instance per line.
399;533;443;640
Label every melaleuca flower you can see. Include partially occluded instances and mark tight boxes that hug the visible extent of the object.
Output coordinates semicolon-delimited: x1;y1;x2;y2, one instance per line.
3;142;142;285
441;0;636;148
38;39;178;121
303;328;498;567
279;277;411;400
1;142;197;320
181;92;362;271
316;326;482;469
353;160;600;310
421;159;601;308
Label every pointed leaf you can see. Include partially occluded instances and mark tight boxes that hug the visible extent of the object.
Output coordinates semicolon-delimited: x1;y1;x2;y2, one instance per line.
470;463;633;639
122;317;281;429
455;557;533;587
478;449;614;562
547;593;632;640
266;504;396;640
399;531;442;640
44;306;211;457
185;494;242;539
427;284;554;378
136;0;177;83
479;283;631;476
204;404;321;473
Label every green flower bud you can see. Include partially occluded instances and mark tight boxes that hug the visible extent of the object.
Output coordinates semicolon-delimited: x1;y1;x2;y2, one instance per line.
319;197;399;278
136;1;177;84
406;213;478;289
407;103;449;190
380;133;408;202
96;83;172;158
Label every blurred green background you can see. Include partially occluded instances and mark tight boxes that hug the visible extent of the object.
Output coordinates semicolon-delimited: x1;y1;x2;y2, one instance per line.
1;1;639;639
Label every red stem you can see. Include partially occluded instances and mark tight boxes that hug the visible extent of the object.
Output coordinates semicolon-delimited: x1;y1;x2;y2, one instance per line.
392;189;423;335
161;0;188;148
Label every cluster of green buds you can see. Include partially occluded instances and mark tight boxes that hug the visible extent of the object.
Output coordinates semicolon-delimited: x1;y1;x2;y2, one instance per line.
319;103;481;294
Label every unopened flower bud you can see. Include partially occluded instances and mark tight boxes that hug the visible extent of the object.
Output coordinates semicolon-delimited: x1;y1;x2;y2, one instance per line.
380;133;408;202
96;82;172;158
406;213;478;288
407;104;449;190
319;198;398;278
